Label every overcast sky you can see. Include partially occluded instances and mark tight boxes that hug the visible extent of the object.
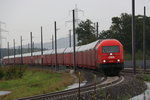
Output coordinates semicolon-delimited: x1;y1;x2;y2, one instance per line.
0;0;149;48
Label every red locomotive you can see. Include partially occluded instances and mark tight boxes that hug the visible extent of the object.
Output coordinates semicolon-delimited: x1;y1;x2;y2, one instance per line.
2;39;124;75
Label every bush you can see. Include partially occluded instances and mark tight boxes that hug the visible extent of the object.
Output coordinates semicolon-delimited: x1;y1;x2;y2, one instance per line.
0;65;27;80
0;68;4;79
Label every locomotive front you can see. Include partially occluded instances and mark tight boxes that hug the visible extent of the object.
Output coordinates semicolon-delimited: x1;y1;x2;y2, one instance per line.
97;39;124;76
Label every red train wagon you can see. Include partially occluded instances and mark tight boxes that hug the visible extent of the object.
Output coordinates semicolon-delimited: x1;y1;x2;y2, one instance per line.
51;50;56;66
2;56;8;64
70;46;80;67
43;50;53;66
84;40;99;69
32;51;41;65
23;53;31;65
64;47;72;67
57;48;66;66
15;55;21;64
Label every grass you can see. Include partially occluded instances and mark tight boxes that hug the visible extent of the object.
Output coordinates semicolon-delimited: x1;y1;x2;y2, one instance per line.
0;68;74;100
143;75;150;81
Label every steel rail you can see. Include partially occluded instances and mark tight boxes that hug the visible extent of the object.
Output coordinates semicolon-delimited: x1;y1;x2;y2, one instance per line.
17;76;124;100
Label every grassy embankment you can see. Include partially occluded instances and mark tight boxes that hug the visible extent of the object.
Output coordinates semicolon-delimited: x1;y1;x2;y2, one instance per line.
142;75;150;81
0;66;75;100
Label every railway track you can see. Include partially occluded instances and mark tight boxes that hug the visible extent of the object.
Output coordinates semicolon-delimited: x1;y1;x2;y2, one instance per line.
17;76;124;100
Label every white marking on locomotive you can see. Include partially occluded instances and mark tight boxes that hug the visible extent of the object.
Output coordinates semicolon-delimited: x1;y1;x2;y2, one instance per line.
108;56;115;59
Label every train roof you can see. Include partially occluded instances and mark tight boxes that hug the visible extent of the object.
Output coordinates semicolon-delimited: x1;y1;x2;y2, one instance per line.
57;48;66;54
2;39;106;59
64;47;73;53
77;40;100;52
70;46;81;52
23;53;31;57
33;51;41;56
15;54;21;58
43;49;53;55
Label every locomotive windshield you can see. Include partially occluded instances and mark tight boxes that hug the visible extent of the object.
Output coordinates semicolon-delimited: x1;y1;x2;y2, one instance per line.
102;46;120;53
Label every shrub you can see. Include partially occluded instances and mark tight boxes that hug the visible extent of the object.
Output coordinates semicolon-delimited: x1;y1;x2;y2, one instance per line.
0;65;27;80
0;68;4;79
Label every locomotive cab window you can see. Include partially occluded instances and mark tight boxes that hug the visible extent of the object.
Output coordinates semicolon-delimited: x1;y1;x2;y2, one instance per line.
102;46;120;53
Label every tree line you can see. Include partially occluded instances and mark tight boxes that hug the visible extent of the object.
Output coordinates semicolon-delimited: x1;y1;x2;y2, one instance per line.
76;13;150;59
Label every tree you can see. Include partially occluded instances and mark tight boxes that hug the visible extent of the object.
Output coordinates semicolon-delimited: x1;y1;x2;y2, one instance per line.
99;13;150;54
76;19;97;45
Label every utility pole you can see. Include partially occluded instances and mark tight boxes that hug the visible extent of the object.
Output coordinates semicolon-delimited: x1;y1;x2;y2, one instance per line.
7;42;9;64
73;10;76;71
54;21;58;70
18;46;20;54
143;6;146;71
0;21;6;66
13;39;16;64
69;30;71;47
96;22;99;39
30;32;33;64
28;43;30;53
20;36;23;64
32;42;34;52
41;26;43;65
52;35;54;50
74;4;84;27
0;23;1;66
132;0;136;74
66;5;84;44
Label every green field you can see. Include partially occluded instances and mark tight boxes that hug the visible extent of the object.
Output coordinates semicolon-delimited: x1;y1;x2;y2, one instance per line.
0;68;74;100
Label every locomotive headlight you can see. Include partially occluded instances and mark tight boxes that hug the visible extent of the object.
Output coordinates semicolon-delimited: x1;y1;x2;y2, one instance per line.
117;59;120;62
103;60;106;63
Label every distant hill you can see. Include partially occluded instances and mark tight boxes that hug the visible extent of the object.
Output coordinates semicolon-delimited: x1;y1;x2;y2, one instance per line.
22;36;74;49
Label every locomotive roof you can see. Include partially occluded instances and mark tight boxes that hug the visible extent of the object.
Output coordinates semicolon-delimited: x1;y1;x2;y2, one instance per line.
95;39;119;49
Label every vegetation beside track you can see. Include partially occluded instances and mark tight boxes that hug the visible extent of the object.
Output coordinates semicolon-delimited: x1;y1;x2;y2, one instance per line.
138;74;150;82
0;66;75;100
0;65;27;80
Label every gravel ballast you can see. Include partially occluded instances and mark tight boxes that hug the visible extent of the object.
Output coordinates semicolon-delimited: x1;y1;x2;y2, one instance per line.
99;74;147;100
63;73;147;100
